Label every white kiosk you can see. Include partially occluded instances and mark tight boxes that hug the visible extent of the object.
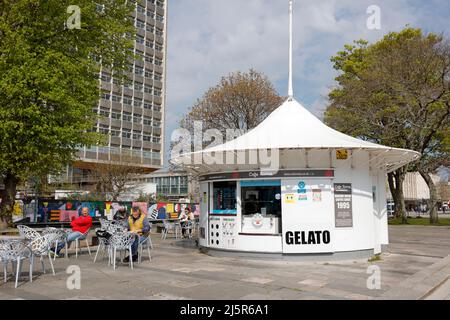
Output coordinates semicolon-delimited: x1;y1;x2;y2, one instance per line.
171;1;420;259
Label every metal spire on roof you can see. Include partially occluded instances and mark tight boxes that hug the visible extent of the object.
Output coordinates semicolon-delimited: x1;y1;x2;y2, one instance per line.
288;0;294;100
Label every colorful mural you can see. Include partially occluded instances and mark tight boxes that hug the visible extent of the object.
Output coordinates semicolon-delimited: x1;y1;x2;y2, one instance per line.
132;202;148;215
34;199;199;222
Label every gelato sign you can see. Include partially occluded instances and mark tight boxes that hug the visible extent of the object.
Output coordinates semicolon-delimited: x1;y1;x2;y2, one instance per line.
285;230;331;245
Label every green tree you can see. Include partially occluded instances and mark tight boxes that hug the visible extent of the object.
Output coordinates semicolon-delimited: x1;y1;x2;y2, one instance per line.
325;27;450;224
0;0;136;225
136;192;156;203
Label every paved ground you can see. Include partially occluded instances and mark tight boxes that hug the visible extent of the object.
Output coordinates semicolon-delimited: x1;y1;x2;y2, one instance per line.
0;225;449;300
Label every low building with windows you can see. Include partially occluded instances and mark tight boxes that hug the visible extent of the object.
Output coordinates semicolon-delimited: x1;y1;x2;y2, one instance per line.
386;168;450;212
133;169;199;202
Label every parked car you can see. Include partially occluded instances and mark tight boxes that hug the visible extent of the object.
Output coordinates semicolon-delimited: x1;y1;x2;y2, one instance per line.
442;202;449;213
387;202;395;218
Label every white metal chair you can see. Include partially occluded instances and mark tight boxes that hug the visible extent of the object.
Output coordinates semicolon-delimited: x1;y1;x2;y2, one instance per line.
93;218;112;263
93;234;111;264
138;236;152;263
162;220;181;239
74;229;92;259
93;223;127;264
109;232;135;270
17;225;40;240
0;239;32;288
29;233;58;280
99;218;111;230
116;219;129;229
182;220;194;239
42;227;68;260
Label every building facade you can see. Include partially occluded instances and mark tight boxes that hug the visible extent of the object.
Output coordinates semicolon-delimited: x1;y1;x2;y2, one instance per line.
71;0;168;179
134;170;199;202
386;169;450;211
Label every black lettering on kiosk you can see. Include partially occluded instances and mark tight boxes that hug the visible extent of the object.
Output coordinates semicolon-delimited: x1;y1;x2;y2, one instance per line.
296;231;302;244
286;231;294;244
285;230;331;245
323;230;331;244
308;232;316;244
315;231;322;244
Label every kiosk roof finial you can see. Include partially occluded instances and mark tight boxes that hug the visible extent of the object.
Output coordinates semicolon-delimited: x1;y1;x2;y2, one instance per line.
288;0;294;100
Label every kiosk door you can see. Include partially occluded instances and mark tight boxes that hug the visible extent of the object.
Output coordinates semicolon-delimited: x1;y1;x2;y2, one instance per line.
198;182;209;247
281;178;334;254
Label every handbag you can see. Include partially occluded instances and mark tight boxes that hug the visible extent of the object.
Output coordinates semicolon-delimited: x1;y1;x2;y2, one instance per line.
96;229;112;240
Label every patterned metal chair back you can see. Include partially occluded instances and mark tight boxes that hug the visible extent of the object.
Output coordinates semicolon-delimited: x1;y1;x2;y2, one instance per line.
115;219;129;230
100;218;111;230
42;227;58;235
29;234;58;256
108;223;128;234
109;232;134;250
0;240;31;261
97;235;110;246
0;240;10;260
42;227;67;242
163;219;171;229
17;225;41;240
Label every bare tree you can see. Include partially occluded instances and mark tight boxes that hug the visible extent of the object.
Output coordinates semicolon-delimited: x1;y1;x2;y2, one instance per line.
180;69;284;134
89;156;147;201
171;69;284;190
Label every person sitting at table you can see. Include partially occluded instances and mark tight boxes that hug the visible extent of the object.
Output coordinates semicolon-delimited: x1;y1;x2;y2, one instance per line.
112;206;129;228
53;207;93;255
113;206;128;221
123;206;151;263
179;207;194;238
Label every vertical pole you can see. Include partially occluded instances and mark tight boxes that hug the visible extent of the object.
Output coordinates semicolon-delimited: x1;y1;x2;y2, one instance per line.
34;193;38;223
288;0;294;99
33;177;38;223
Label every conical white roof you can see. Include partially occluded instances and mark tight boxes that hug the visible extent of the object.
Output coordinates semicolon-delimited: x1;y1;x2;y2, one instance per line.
171;98;420;172
205;98;391;151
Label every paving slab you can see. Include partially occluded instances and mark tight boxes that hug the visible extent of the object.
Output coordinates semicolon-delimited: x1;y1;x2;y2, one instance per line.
0;225;449;300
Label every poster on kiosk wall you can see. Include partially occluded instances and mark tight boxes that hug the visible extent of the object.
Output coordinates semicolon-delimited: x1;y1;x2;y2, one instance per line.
281;179;334;254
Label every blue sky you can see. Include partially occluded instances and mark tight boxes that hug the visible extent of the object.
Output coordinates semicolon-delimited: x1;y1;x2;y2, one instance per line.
163;0;450;166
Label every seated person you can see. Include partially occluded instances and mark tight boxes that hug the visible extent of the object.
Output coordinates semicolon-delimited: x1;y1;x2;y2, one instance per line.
54;207;92;255
112;206;129;228
179;207;194;238
124;206;151;262
96;207;127;240
113;207;127;220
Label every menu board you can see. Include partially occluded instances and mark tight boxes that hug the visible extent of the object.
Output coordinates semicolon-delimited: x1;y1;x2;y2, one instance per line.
334;183;353;228
212;182;237;214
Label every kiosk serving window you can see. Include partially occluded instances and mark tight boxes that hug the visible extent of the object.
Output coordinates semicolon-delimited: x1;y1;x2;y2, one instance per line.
212;181;237;214
241;180;281;216
240;180;282;234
